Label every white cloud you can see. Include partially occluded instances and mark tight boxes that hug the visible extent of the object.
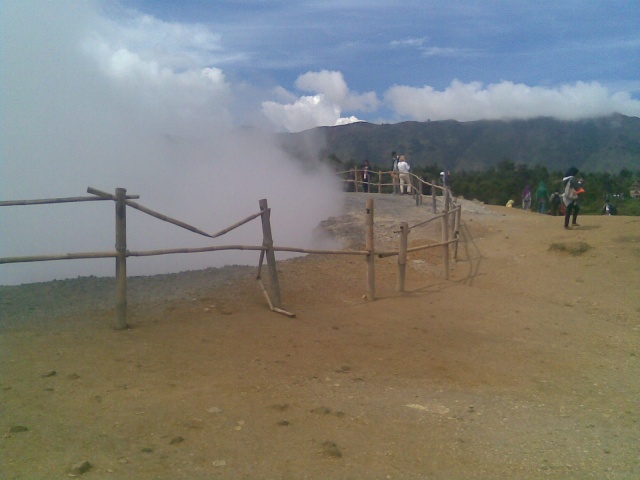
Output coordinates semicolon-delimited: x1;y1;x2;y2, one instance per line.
87;12;230;71
390;38;478;58
295;70;378;111
385;79;640;121
420;46;478;58
262;94;362;133
262;70;375;132
390;38;426;48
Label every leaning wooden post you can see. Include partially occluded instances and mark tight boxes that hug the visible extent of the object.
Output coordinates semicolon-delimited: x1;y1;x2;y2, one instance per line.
397;222;409;292
365;197;375;300
453;206;461;261
431;183;437;213
441;189;450;280
114;187;128;330
259;199;281;308
353;165;359;192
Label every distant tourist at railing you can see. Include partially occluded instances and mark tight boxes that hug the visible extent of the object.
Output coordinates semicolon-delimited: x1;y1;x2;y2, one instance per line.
391;151;400;194
440;171;450;188
397;156;411;194
362;160;371;193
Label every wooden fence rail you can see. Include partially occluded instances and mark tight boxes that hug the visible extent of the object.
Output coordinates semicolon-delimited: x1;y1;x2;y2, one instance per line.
337;168;455;213
2;184;461;329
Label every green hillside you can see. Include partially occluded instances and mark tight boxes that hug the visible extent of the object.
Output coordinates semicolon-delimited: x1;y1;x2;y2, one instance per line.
279;114;640;173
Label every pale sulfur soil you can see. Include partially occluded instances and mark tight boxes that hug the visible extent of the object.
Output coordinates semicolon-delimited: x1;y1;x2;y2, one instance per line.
1;193;639;480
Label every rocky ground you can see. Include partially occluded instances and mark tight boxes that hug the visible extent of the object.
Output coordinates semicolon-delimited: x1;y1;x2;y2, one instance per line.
1;192;639;479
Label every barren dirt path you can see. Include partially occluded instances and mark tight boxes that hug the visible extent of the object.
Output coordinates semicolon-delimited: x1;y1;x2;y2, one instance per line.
1;193;639;479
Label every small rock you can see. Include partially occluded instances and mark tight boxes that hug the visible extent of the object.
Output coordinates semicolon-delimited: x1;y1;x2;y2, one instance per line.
170;436;184;445
187;418;205;429
206;406;223;414
140;447;153;453
212;459;227;467
276;420;290;426
9;425;28;433
270;404;289;412
311;406;331;415
41;371;56;378
67;373;80;380
217;305;233;315
69;460;93;476
321;440;342;458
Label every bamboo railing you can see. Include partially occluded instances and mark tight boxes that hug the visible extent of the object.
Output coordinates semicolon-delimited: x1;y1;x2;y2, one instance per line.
337;167;455;213
2;184;461;329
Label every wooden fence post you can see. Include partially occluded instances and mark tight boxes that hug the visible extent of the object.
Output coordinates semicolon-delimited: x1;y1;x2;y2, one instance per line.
353;165;358;192
397;222;408;292
441;190;450;280
431;183;437;213
453;206;461;261
365;198;375;300
378;170;382;194
259;199;281;308
114;187;128;330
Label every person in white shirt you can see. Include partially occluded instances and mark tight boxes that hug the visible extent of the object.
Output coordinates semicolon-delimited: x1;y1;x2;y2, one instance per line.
397;156;411;194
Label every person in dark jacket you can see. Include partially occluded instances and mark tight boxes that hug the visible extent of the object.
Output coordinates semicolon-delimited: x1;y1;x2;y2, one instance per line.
562;167;583;229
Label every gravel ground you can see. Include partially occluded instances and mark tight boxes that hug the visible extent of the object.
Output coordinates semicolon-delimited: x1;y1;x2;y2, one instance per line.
0;192;489;331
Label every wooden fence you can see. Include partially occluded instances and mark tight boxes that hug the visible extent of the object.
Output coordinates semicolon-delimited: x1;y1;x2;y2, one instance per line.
1;184;461;329
337;167;454;213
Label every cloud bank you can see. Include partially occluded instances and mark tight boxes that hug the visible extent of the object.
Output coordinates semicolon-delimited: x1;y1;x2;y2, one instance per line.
384;79;640;122
264;76;640;131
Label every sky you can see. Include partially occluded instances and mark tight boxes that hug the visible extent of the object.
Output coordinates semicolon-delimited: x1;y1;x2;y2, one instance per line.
1;0;639;284
114;0;640;127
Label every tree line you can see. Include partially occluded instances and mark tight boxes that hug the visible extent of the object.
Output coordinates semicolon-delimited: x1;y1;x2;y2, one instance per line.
330;156;640;215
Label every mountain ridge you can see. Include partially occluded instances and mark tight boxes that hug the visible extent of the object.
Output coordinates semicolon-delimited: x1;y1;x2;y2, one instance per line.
278;114;640;173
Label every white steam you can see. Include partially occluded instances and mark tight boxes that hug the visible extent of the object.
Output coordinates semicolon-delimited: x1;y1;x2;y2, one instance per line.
0;1;342;285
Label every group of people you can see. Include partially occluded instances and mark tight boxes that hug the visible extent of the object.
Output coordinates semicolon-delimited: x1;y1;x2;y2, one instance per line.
358;152;452;195
514;167;584;229
357;153;412;194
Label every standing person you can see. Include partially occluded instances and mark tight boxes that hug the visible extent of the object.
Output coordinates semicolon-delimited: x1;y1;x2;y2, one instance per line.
535;181;549;214
440;171;449;188
522;185;532;210
549;191;561;216
362;160;371;193
391;151;400;194
562;167;583;229
397;155;411;194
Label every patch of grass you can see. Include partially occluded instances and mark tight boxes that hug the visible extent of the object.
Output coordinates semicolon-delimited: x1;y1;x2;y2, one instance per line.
548;241;592;255
613;235;640;244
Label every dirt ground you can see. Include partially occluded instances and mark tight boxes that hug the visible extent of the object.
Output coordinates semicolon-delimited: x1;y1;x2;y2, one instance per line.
1;193;639;479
